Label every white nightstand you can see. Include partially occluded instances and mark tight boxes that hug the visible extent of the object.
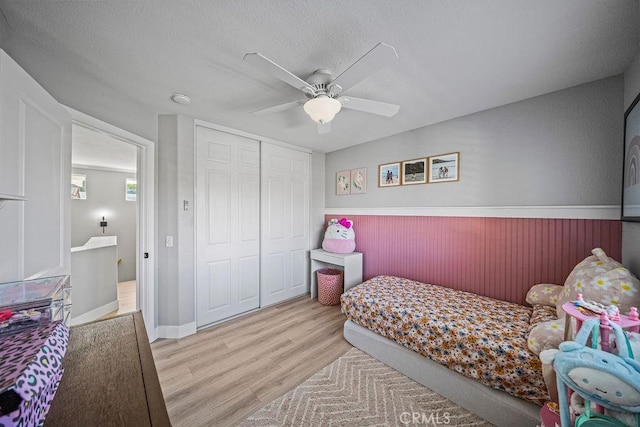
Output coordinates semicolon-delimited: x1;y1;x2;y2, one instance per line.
310;249;363;298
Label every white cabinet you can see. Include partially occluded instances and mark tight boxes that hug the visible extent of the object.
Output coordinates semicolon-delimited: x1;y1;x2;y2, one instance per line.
0;49;71;283
310;249;363;298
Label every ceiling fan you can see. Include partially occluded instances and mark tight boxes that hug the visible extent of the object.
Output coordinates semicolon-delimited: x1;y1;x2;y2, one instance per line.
243;42;400;134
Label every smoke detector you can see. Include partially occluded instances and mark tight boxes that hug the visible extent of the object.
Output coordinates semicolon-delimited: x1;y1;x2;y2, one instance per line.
171;93;191;105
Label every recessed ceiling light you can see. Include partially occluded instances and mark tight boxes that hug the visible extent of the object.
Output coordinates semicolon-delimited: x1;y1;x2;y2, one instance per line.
171;93;191;105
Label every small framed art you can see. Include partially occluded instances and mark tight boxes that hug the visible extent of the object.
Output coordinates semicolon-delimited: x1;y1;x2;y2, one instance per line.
401;158;427;185
350;167;367;194
428;152;459;183
379;162;400;187
71;174;87;200
336;170;351;195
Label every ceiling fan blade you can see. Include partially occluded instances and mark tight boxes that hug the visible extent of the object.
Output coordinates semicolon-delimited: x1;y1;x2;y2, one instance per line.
251;100;304;116
243;52;314;93
318;122;331;134
339;96;400;117
329;43;398;92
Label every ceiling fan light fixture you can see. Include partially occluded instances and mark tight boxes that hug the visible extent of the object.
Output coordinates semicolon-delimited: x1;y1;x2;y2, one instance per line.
303;95;341;124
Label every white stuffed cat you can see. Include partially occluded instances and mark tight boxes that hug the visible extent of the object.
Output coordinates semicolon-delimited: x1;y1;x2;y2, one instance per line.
322;218;355;254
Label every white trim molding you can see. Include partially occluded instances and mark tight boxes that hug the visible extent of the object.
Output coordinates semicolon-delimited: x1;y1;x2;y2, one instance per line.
156;322;197;339
324;205;620;220
72;163;137;175
70;301;119;326
193;119;312;154
64;105;157;341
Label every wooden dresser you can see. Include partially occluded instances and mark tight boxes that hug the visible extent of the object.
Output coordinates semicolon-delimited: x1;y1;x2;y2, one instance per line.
45;312;170;426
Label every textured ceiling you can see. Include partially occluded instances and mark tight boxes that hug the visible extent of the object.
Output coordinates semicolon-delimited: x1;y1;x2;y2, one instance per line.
0;1;638;153
72;124;137;172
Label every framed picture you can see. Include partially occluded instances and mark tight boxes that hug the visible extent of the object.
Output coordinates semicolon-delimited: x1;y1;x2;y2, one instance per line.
428;152;460;183
401;158;427;185
350;167;367;194
71;174;87;199
336;170;351;195
623;92;640;221
126;178;137;201
378;162;400;187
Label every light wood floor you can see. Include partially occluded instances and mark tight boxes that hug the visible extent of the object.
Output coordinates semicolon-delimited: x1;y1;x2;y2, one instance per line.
115;280;136;314
100;280;137;320
151;296;352;426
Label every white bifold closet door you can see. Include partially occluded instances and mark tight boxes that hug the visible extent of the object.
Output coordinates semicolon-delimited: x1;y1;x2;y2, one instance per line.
260;142;310;306
195;126;260;327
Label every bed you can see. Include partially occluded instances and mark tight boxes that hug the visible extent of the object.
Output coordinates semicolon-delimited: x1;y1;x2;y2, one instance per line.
341;275;546;427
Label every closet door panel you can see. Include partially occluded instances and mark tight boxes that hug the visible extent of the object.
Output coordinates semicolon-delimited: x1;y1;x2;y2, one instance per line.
238;255;260;302
206;171;230;245
266;176;286;240
196;126;259;327
239;174;259;242
291;249;306;292
207;260;231;310
266;252;286;295
261;142;310;306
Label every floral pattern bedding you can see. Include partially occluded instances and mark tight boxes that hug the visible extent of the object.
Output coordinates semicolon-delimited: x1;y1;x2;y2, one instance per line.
341;275;548;405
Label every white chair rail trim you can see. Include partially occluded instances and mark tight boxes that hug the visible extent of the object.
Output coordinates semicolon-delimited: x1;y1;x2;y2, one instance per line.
324;205;619;220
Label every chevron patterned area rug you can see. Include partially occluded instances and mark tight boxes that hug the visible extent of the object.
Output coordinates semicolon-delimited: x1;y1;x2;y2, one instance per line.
241;348;492;426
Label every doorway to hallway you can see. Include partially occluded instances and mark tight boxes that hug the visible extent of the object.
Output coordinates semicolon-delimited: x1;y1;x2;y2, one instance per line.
67;108;156;338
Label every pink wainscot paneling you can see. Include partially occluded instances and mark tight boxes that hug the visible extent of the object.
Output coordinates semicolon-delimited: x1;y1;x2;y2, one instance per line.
325;215;622;305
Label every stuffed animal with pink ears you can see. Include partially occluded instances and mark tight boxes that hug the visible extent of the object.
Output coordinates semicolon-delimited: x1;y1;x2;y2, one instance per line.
322;218;356;254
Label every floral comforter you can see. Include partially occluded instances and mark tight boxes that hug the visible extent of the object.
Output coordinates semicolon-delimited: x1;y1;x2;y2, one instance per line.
341;275;548;405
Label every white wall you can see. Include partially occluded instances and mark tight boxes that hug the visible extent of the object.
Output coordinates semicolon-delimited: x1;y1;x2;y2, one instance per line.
71;167;137;282
325;76;623;210
157;114;195;330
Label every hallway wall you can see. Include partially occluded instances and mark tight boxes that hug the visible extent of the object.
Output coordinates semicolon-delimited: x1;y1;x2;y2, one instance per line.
71;167;137;281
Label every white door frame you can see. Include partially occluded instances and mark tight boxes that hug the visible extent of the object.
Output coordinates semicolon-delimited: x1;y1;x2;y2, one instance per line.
65;107;157;341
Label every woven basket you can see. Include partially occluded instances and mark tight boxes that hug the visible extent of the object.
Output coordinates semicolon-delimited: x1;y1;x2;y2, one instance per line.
317;268;344;306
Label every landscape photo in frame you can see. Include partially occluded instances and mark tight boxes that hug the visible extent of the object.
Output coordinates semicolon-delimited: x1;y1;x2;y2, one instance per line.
401;158;427;185
379;162;400;187
428;152;459;183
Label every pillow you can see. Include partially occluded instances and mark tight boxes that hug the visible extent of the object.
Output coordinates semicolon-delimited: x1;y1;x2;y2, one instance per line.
555;248;640;319
322;218;356;254
526;284;563;307
528;304;558;333
528;317;565;355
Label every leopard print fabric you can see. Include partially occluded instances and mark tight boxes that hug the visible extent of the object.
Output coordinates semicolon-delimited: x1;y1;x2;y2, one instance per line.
0;321;69;426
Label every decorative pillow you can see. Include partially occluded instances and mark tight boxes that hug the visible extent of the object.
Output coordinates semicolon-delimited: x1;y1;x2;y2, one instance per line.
555;248;640;318
528;304;558;333
322;218;356;254
526;284;563;307
528;317;565;355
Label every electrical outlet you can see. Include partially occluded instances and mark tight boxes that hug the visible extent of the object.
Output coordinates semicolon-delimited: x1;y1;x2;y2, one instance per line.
165;236;174;247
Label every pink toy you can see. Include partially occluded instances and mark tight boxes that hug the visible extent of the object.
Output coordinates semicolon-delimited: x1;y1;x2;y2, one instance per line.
563;300;640;353
322;218;356;254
